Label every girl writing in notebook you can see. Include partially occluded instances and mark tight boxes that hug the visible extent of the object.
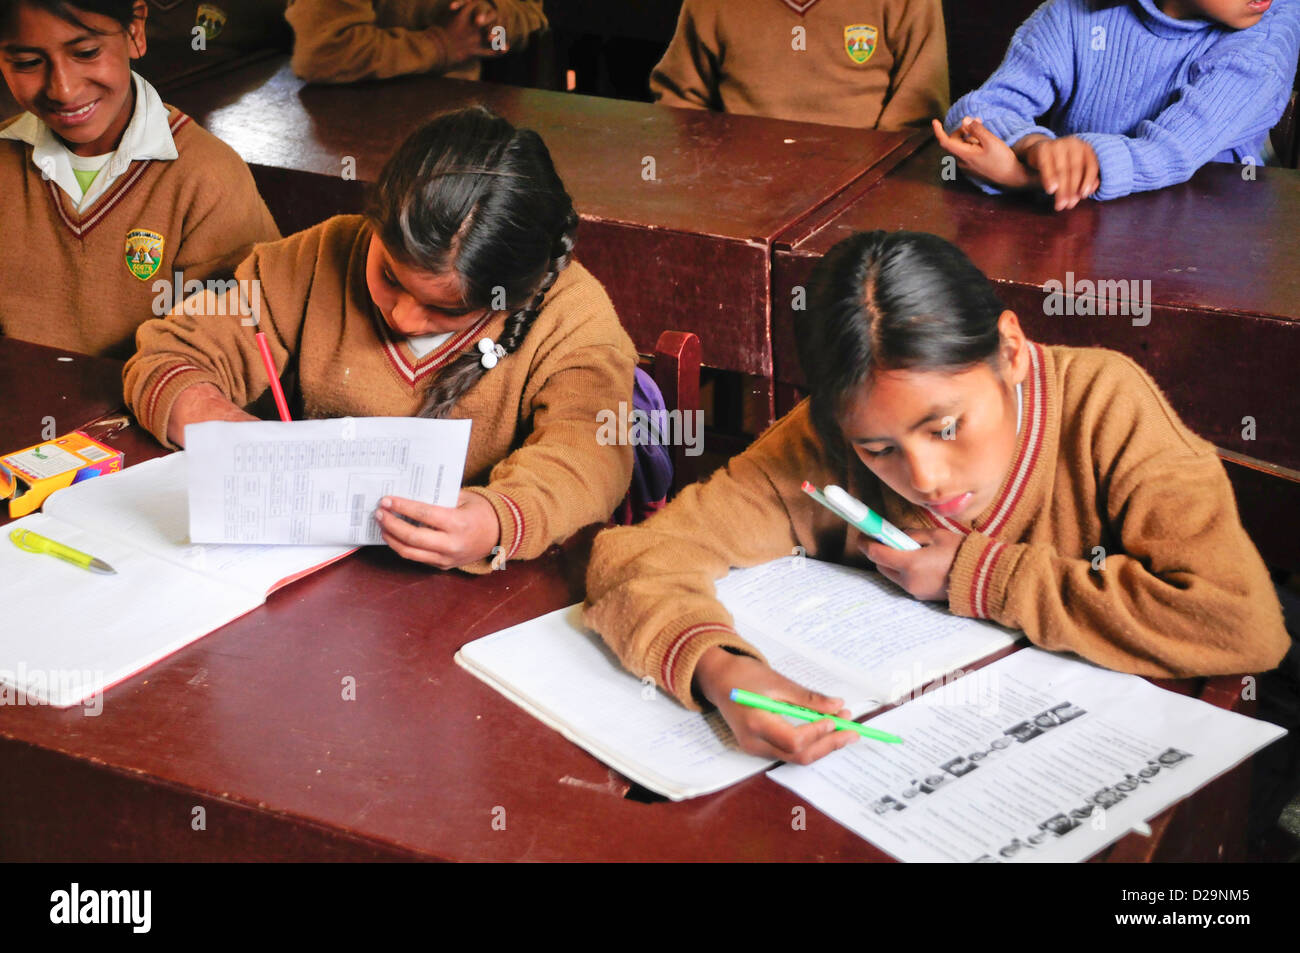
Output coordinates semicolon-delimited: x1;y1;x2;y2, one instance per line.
124;105;638;573
934;0;1300;209
0;0;279;358
583;230;1290;765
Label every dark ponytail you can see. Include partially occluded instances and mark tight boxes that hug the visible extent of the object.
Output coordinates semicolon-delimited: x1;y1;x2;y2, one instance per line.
365;105;579;419
1;1;142;39
799;231;1006;464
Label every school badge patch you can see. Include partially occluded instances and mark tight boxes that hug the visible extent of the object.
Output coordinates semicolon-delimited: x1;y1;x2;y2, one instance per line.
845;24;878;64
196;3;228;40
125;229;165;281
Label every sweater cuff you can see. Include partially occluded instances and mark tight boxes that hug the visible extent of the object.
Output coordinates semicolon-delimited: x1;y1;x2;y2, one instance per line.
136;363;220;449
1074;133;1133;201
459;485;531;574
948;530;1022;624
645;613;768;711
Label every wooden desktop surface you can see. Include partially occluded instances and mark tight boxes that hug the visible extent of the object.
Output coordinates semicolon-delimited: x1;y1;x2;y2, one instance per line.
772;141;1300;472
165;56;921;386
0;339;1252;861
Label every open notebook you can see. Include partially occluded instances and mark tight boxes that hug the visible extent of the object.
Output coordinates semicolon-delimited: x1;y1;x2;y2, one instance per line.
455;556;1021;800
0;453;353;708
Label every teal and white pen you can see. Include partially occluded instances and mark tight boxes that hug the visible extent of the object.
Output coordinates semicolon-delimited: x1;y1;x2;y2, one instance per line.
801;481;921;551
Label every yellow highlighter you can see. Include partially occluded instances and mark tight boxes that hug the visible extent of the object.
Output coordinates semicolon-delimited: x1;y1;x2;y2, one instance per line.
9;528;117;575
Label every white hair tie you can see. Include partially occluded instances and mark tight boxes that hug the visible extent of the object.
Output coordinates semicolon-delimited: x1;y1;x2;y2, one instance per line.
477;337;506;369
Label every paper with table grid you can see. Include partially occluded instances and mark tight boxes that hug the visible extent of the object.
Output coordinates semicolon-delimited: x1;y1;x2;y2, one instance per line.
185;417;471;545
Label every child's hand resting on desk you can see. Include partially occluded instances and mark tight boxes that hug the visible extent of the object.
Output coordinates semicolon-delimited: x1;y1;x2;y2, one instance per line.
375;491;501;570
166;383;259;447
693;648;859;765
1015;134;1100;211
933;117;1034;191
861;528;963;602
436;0;506;71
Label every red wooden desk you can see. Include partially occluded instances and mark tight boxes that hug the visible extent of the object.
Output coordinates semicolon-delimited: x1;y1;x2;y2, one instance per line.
164;56;922;416
0;339;1257;861
771;141;1300;569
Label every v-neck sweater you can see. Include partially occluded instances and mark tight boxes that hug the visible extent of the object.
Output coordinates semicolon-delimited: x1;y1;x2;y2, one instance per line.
583;342;1290;709
124;214;638;573
0;106;280;358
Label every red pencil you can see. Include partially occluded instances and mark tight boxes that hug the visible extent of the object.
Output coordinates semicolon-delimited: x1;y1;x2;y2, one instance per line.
254;331;292;422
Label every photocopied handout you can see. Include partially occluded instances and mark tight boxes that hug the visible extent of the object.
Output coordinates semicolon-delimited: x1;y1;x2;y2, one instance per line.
185;417;472;546
768;648;1287;862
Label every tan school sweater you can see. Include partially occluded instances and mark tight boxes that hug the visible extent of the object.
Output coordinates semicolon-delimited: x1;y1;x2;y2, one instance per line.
0;109;280;359
124;214;637;572
286;0;547;83
650;0;949;130
584;342;1291;710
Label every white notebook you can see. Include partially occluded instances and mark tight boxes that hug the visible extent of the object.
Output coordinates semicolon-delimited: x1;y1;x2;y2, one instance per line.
455;556;1020;800
0;453;353;708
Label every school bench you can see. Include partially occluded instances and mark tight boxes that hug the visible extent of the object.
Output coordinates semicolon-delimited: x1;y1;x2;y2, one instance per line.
0;337;1266;861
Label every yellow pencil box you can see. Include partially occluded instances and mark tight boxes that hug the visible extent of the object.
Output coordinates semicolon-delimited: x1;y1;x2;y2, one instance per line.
0;431;124;518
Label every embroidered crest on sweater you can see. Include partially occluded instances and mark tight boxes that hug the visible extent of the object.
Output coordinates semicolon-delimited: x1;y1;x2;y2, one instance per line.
845;24;878;64
125;229;165;281
197;3;228;39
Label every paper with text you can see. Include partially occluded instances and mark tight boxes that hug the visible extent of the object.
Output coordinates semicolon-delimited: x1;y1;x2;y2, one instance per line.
185;417;471;546
768;648;1286;862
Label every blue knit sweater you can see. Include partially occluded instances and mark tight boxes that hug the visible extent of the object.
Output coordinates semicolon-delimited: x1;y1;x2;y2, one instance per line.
946;0;1300;199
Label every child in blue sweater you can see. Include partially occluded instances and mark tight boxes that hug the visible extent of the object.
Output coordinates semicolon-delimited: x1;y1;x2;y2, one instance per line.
934;0;1300;209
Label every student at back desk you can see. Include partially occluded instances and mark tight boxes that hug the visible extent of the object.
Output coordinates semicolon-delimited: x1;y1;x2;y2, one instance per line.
286;0;546;84
935;0;1300;209
650;0;949;130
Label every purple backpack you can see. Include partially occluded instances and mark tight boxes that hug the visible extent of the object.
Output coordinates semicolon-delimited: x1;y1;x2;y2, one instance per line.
612;367;674;524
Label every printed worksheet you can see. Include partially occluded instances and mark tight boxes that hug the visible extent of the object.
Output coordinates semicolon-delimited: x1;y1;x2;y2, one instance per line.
185;417;472;545
768;648;1286;862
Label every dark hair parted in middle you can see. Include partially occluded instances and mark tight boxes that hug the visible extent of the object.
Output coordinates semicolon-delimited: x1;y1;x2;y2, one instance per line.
366;105;579;418
798;231;1007;463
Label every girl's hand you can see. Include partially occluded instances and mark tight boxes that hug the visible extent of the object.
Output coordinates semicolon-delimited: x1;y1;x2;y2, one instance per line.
1020;136;1100;211
167;382;257;447
375;490;502;569
932;117;1035;190
692;648;859;765
860;528;963;602
437;0;504;70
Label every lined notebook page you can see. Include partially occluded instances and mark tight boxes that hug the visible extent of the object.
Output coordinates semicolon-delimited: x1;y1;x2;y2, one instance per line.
719;557;1019;704
0;511;258;707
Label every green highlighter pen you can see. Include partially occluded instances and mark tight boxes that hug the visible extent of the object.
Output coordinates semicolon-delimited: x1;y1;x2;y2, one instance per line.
730;688;902;744
801;481;921;551
9;528;117;575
